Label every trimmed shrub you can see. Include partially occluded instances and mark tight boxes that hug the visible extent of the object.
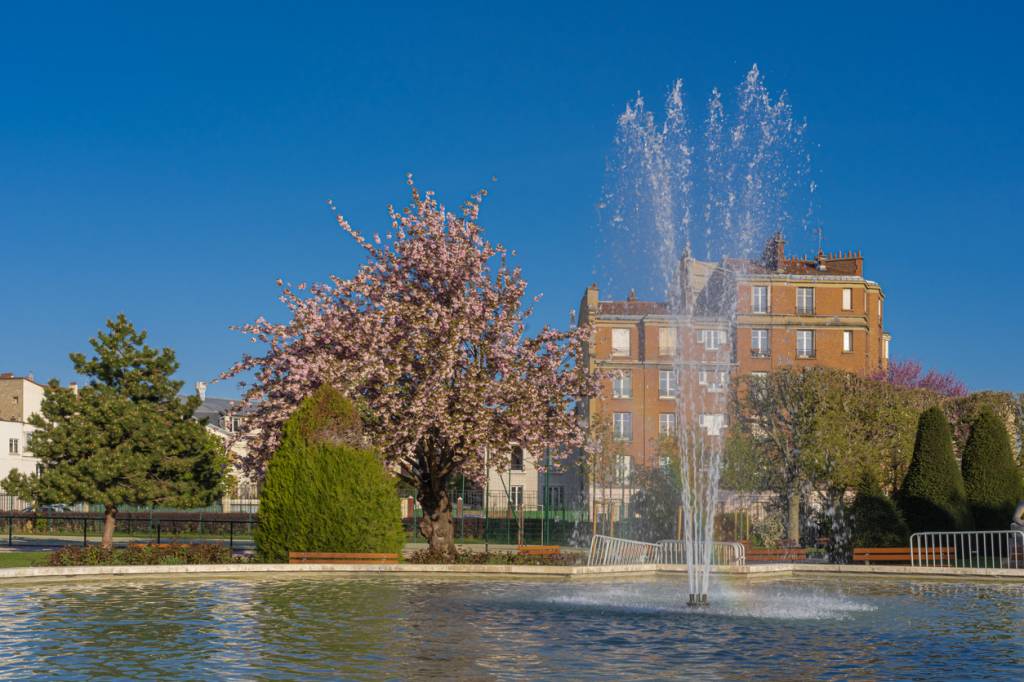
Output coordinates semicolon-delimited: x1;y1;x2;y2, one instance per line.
898;407;972;533
961;408;1023;530
255;387;404;562
850;473;909;548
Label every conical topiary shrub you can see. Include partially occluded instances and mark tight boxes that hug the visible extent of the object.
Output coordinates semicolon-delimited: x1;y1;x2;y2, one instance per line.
961;408;1022;530
898;407;972;533
255;385;405;562
850;472;909;548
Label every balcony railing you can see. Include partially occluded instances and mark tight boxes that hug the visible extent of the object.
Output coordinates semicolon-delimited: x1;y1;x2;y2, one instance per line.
796;348;816;359
750;348;771;358
796;305;815;315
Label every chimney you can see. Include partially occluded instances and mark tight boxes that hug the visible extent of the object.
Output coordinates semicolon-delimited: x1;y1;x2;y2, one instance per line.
0;373;12;379
762;232;786;272
195;381;207;401
69;382;79;396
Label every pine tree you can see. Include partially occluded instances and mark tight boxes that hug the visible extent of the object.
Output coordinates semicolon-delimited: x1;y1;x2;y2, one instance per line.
254;386;404;561
961;408;1022;530
898;407;972;533
850;472;909;547
1;315;227;547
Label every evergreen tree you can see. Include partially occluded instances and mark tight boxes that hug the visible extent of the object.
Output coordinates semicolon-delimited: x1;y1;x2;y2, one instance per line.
898;407;972;533
850;472;909;548
961;408;1022;530
2;315;227;547
254;386;404;561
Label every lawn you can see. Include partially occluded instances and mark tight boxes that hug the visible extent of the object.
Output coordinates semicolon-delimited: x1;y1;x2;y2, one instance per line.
0;551;51;568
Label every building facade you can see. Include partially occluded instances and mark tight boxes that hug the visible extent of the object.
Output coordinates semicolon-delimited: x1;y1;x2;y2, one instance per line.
0;373;45;487
579;234;891;470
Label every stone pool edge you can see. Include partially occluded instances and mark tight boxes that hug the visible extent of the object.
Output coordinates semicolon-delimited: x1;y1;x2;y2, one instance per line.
0;561;1022;583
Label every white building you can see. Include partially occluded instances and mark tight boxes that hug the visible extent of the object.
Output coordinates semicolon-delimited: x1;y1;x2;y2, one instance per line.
0;373;45;486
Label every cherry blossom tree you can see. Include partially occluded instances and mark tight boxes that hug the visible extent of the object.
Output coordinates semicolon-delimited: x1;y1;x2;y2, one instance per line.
222;177;598;552
871;359;967;398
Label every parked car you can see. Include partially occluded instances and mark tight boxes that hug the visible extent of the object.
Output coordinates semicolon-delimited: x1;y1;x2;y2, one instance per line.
20;503;73;513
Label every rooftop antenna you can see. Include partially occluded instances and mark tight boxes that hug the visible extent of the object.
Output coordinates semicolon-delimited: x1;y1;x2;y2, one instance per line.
815;227;827;271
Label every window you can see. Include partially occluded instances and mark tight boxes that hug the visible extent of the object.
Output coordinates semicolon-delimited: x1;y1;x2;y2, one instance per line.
658;327;677;356
612;412;632;441
659;369;678;398
797;330;815;358
699;414;726;436
510;446;525;471
611;371;632;399
698;369;728;392
752;286;769;313
615;455;632;484
611;328;631;356
544;486;565;509
796;287;815;315
751;329;770;357
659;412;676;435
843;330;853;353
883;336;890;360
8;438;18;455
509;485;523;508
658;456;672;470
697;329;727;350
842;288;853;311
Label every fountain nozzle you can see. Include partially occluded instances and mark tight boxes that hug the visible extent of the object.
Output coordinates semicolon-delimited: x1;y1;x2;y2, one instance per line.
687;593;709;607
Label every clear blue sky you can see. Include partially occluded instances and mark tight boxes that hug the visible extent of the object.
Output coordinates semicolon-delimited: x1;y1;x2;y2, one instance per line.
2;3;1022;395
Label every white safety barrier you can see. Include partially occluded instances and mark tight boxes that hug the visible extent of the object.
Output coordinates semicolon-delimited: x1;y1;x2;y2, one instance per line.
910;530;1024;568
587;535;660;566
656;540;746;566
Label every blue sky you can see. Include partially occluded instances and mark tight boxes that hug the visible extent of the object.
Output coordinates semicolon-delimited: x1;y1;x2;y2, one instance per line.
2;3;1022;394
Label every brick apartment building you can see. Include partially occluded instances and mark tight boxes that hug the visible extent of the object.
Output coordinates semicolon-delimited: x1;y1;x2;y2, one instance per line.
579;233;891;471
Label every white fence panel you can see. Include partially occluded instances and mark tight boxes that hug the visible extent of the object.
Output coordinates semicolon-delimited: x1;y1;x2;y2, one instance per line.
910;530;1024;569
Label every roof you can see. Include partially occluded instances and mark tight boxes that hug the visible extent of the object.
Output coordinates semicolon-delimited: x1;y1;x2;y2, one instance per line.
192;397;256;421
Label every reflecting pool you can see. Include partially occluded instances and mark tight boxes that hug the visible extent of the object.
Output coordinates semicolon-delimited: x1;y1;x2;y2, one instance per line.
0;575;1021;680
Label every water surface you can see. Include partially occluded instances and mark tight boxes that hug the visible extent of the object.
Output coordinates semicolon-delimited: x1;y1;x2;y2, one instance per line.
0;575;1020;680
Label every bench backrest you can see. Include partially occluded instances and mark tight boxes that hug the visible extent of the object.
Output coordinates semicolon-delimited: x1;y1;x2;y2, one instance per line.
516;545;560;555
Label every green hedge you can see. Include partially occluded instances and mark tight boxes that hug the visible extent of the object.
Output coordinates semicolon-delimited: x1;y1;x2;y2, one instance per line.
898;407;972;532
961;408;1022;530
255;386;404;562
850;473;908;547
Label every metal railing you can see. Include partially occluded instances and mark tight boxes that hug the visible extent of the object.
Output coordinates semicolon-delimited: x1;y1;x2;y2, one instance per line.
910;530;1024;569
657;540;746;566
587;535;659;566
1;513;257;550
796;349;816;359
750;348;771;358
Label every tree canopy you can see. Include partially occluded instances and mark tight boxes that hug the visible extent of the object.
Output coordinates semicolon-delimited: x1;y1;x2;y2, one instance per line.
223;179;598;551
3;315;227;546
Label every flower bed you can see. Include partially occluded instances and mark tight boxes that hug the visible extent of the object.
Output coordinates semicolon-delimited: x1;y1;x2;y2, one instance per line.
45;544;247;566
407;547;585;566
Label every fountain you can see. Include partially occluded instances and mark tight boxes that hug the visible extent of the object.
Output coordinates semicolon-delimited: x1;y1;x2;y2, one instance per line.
599;65;813;605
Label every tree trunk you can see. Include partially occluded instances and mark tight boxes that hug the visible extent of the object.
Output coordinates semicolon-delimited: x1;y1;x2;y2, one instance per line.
417;484;454;554
787;493;801;545
101;504;117;549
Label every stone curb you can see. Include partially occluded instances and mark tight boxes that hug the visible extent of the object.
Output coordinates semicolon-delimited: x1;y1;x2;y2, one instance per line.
0;562;1020;583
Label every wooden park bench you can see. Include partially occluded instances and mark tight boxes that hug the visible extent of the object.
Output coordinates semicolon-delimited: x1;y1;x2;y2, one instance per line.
516;545;561;557
853;546;956;565
287;552;400;564
745;547;809;562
